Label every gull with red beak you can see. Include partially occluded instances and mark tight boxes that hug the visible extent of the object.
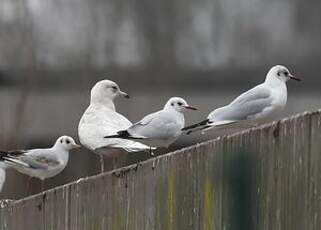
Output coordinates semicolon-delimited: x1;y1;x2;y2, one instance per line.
182;65;301;134
104;97;197;149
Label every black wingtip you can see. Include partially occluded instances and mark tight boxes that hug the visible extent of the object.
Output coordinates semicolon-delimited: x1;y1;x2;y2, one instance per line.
104;134;120;139
117;130;130;137
0;150;8;161
201;125;211;130
104;130;131;139
182;119;210;131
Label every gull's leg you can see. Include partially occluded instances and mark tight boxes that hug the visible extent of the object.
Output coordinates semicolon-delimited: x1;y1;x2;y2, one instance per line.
100;155;105;173
150;147;154;156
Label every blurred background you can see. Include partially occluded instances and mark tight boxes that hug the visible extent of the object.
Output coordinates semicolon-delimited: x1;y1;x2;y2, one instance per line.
0;0;320;199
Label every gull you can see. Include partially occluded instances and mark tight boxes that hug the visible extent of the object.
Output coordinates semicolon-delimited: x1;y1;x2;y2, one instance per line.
0;163;5;193
0;136;80;190
78;80;153;173
182;65;301;134
104;97;197;149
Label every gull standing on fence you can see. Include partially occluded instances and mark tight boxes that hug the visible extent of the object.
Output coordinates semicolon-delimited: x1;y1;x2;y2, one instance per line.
104;97;197;150
182;65;301;134
0;136;80;190
0;163;6;193
78;80;153;173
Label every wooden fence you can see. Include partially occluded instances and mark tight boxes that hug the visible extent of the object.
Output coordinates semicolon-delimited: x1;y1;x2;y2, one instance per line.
1;110;321;230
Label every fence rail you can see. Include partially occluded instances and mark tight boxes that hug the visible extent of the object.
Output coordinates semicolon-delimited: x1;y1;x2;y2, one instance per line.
1;110;321;230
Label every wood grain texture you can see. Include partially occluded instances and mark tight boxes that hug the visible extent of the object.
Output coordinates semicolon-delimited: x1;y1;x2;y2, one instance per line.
1;110;321;230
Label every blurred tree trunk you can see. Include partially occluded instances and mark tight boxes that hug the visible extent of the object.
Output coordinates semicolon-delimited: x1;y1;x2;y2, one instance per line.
8;0;38;148
133;0;177;71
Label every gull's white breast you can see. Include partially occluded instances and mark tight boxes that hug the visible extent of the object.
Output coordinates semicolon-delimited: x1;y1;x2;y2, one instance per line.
79;104;150;153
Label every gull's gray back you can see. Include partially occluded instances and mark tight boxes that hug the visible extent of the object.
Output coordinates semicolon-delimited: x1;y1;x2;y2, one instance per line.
129;110;184;140
208;84;273;122
20;148;62;169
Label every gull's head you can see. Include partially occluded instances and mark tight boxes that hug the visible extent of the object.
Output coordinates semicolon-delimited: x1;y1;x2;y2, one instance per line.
164;97;197;113
266;65;301;83
90;80;129;103
55;136;81;150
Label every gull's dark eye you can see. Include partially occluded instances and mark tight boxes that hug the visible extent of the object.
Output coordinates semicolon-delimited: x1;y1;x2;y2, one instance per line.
112;86;117;90
277;72;280;76
177;102;183;106
284;71;289;76
171;103;174;106
60;139;63;144
66;139;70;144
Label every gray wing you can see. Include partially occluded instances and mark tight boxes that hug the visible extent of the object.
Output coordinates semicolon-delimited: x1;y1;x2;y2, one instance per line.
209;85;273;122
130;111;159;128
128;111;181;139
28;149;61;169
229;84;271;107
6;149;60;170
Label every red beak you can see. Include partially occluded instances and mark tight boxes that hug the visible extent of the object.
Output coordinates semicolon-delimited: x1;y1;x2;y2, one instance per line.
184;105;197;110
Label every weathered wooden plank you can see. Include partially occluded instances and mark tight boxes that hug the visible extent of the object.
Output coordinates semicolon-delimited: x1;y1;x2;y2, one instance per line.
1;110;321;230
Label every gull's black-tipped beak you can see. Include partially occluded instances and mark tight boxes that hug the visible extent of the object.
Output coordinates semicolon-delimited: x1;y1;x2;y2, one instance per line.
289;74;301;81
119;91;130;98
184;105;197;110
